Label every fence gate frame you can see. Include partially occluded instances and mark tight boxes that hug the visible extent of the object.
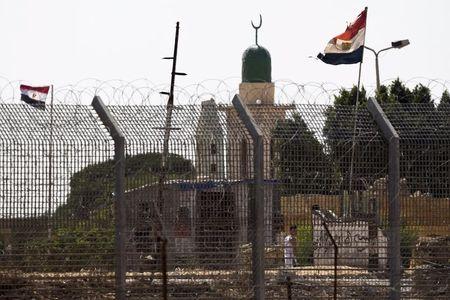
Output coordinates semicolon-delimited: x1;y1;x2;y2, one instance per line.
92;96;127;300
232;94;265;300
368;97;401;300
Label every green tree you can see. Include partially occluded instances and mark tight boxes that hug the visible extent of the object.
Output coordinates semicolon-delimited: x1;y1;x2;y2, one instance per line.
272;113;336;195
326;79;449;198
57;152;194;220
434;90;450;197
333;85;367;106
375;84;391;103
324;87;388;191
389;78;413;103
412;83;433;104
438;89;450;108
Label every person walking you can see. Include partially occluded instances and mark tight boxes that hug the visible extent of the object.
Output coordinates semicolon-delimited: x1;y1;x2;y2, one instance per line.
284;225;298;268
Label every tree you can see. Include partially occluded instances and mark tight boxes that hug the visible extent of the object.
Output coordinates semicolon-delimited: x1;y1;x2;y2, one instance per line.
433;90;450;197
328;79;448;197
272;113;336;195
438;90;450;108
375;84;391;103
412;84;433;104
333;85;367;106
59;152;194;220
324;87;388;191
386;78;433;104
389;78;413;103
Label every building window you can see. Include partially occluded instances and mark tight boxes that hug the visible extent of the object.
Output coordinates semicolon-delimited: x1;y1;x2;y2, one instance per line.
210;163;217;173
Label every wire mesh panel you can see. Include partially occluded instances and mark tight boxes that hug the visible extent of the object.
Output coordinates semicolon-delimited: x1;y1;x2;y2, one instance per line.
108;101;255;299
255;103;390;299
0;103;115;298
0;99;448;299
383;103;450;299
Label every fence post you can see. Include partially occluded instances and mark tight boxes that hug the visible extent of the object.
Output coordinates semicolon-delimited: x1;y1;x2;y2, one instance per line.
92;96;126;300
232;94;265;300
367;98;401;300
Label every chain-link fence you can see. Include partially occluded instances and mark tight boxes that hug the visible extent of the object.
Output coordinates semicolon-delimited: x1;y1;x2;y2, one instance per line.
0;89;449;299
0;103;115;298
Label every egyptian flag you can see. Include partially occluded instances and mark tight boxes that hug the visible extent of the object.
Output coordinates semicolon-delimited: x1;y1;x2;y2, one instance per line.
20;85;50;107
317;8;367;65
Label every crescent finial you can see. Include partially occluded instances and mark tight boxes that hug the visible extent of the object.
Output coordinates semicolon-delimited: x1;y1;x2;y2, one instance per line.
251;14;262;45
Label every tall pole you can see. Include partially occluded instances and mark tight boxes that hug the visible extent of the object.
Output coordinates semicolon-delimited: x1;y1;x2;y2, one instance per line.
47;84;54;240
91;96;127;300
349;7;367;205
365;41;410;92
232;94;265;300
159;21;186;300
355;62;363;106
161;22;186;169
375;54;380;91
367;98;401;300
348;61;363;205
355;6;367;105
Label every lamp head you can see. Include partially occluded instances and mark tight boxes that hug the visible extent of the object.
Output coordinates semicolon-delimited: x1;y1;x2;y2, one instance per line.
391;39;410;49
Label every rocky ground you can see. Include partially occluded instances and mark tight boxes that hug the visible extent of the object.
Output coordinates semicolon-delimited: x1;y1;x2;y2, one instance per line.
1;265;448;299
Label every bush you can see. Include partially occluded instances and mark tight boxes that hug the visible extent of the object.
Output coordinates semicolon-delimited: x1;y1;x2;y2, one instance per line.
400;226;418;268
296;225;313;266
21;221;114;272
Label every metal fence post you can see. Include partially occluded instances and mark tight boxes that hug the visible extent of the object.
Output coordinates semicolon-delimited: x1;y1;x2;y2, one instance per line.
232;94;265;300
367;98;401;300
92;96;127;300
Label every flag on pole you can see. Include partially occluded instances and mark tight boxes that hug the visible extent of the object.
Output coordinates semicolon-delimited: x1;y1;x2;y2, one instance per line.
317;8;367;65
20;85;50;107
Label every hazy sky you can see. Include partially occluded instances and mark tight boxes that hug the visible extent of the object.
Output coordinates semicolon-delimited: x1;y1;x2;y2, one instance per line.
1;0;449;98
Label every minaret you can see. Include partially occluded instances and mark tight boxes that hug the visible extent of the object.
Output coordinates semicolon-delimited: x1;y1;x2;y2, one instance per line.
226;15;280;181
239;15;275;105
195;99;225;180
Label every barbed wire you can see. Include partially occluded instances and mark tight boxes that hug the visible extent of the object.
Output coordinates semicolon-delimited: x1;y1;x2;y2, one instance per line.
0;77;449;106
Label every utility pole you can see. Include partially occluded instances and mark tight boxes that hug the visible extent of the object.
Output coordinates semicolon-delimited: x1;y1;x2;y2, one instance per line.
158;21;187;300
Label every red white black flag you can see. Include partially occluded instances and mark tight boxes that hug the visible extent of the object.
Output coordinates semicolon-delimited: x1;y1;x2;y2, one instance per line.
317;8;367;65
20;85;50;107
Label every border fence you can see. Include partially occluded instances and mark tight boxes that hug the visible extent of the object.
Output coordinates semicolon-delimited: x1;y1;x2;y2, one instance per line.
0;90;449;299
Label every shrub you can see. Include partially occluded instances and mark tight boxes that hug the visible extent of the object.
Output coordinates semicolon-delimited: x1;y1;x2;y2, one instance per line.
400;226;418;268
21;225;114;272
296;225;313;266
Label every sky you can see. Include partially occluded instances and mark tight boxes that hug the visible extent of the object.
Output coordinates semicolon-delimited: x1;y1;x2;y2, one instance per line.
1;0;450;103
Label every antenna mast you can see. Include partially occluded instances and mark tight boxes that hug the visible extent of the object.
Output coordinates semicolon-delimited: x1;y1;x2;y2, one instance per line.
158;21;187;300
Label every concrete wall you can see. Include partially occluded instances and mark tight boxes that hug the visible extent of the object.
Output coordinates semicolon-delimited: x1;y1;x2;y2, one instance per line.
312;209;387;268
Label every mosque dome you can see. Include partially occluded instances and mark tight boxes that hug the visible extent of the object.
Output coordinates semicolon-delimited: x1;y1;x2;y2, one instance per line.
242;44;272;83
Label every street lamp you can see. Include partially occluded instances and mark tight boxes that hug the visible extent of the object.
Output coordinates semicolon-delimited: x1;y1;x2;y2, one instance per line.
364;39;410;91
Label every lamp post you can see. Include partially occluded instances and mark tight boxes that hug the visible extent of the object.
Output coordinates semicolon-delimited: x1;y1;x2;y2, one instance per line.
364;39;410;91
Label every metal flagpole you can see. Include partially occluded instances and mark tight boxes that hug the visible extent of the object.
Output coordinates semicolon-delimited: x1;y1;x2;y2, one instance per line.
355;62;363;105
47;84;54;240
349;7;367;212
355;7;367;106
348;62;362;214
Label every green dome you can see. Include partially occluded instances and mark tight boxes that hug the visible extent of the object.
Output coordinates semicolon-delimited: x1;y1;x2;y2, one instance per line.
242;45;272;83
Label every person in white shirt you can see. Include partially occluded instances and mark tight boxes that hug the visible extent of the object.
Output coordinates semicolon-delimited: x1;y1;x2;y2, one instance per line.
284;225;298;268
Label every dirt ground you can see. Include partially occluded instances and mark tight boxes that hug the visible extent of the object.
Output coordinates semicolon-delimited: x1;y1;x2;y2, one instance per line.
0;266;450;300
1;265;447;299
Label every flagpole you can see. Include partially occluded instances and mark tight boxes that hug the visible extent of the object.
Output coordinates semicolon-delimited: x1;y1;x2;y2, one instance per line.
348;7;367;213
348;62;362;210
47;84;54;240
355;62;363;105
355;7;367;105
